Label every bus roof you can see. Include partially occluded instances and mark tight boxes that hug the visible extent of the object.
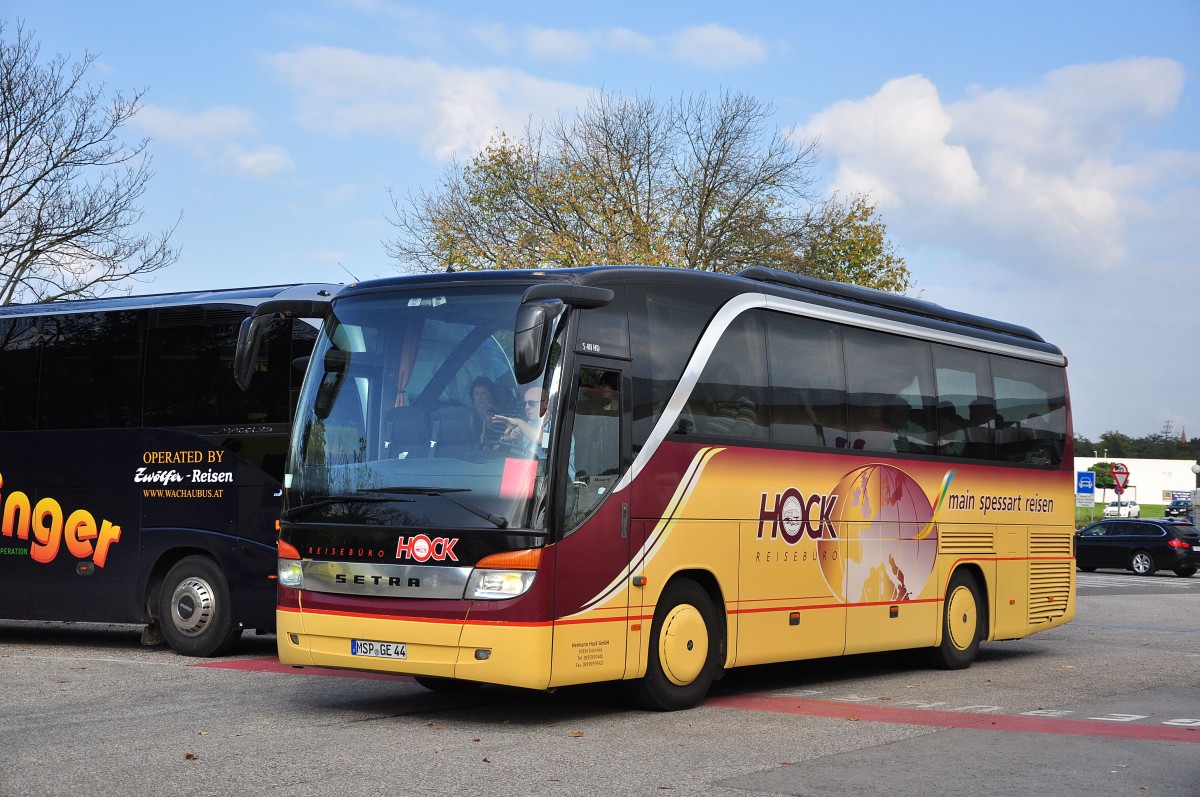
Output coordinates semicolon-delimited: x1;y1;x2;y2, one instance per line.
0;283;341;319
340;265;1063;358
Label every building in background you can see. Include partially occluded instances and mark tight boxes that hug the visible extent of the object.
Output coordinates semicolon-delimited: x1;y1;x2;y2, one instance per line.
1073;457;1198;506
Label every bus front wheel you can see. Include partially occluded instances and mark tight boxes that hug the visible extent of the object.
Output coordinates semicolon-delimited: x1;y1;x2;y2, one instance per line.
157;556;241;657
631;580;721;711
926;569;983;670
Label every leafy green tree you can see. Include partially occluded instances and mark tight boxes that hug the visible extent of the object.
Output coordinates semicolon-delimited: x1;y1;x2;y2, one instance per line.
0;22;177;304
386;90;911;292
796;193;910;292
1089;462;1115;490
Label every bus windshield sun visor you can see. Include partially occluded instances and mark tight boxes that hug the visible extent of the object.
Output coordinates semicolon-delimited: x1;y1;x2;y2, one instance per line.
234;298;332;391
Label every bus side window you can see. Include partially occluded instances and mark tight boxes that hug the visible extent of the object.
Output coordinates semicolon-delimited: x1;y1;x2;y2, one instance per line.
932;343;995;460
0;318;41;431
843;328;936;453
39;311;142;429
688;313;768;440
991;355;1066;468
766;312;847;448
566;368;622;531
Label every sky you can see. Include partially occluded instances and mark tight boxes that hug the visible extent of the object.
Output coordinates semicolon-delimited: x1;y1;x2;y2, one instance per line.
6;0;1199;443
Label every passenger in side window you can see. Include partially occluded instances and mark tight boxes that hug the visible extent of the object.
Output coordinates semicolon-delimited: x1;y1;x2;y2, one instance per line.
937;403;967;456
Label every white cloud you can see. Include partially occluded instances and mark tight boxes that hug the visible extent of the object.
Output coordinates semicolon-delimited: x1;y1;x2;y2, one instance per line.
266;46;592;159
796;75;983;207
134;105;293;177
606;27;656;57
524;28;595;63
666;25;768;70
229;146;296;178
135;105;258;143
469;23;760;69
792;58;1190;278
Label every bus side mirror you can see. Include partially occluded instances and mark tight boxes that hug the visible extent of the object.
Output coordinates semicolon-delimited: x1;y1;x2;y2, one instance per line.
234;296;331;391
313;348;350;420
234;314;275;391
514;299;563;384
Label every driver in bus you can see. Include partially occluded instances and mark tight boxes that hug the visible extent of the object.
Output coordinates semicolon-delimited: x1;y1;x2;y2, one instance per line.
494;386;548;451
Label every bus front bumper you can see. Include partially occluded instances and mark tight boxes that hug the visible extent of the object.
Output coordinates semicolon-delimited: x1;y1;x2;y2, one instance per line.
276;607;554;690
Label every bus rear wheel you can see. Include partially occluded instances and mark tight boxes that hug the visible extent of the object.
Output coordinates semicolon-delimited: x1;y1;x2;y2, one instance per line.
157;556;240;657
631;580;721;711
926;569;983;670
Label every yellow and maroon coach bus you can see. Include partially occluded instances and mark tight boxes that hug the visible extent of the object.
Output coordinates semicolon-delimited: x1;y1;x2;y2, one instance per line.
241;266;1073;710
0;283;335;656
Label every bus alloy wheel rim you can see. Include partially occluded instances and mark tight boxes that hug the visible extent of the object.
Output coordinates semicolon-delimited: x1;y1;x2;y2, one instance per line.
659;604;708;686
171;577;216;637
946;585;977;651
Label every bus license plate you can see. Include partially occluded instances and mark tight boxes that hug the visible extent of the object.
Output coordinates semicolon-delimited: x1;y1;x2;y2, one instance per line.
351;639;407;659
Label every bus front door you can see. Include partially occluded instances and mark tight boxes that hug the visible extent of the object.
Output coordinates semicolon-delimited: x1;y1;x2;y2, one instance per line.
550;365;631;686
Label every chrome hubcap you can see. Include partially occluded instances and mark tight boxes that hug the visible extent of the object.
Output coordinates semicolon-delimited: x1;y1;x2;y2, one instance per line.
170;577;216;637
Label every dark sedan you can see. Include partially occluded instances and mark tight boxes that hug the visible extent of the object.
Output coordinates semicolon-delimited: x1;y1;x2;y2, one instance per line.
1164;498;1193;518
1075;519;1200;577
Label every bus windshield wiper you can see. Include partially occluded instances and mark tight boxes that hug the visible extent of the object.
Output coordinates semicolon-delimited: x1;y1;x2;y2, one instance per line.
359;486;508;529
283;494;414;521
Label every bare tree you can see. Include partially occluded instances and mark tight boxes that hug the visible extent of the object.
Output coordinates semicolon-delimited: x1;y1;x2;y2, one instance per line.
386;90;825;275
0;21;178;305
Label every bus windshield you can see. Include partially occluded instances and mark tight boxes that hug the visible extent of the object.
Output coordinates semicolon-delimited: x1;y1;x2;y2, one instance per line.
286;285;565;532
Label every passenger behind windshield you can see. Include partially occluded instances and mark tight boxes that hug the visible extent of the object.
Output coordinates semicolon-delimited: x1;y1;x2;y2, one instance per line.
471;376;510;446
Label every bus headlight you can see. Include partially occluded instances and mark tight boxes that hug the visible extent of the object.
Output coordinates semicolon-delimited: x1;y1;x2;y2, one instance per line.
465;569;536;600
463;548;542;600
278;559;304;588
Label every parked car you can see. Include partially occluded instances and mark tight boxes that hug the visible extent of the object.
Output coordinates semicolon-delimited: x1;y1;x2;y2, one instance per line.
1102;500;1140;518
1075;518;1200;577
1165;498;1193;518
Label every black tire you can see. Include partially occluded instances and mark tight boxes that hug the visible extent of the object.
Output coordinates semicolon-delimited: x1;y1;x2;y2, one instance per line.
414;676;482;694
926;569;984;670
1129;551;1156;576
631;579;722;711
1173;567;1196;578
1078;566;1097;572
157;556;240;657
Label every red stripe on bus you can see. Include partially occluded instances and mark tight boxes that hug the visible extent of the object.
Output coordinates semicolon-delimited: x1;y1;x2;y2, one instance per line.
706;694;1200;744
191;657;412;681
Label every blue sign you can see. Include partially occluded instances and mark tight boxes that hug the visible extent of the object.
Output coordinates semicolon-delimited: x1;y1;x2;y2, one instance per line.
1076;472;1095;494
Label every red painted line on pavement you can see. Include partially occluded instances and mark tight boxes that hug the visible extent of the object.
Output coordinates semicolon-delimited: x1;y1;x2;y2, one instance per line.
192;656;412;682
705;694;1200;744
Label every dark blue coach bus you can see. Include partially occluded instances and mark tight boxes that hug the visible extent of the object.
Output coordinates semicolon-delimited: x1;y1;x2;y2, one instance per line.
0;283;335;655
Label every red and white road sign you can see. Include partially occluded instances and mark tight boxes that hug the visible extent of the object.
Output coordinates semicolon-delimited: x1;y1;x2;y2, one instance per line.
1111;463;1130;491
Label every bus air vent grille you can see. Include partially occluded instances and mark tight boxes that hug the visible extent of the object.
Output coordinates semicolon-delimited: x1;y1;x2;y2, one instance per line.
937;529;995;554
1029;531;1072;556
1028;561;1072;625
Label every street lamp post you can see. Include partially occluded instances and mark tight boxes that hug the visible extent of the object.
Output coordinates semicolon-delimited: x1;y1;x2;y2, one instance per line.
1191;464;1200;520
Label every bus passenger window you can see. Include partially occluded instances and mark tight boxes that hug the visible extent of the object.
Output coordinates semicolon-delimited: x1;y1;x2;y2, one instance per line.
932;343;995;460
991;355;1066;468
843;328;936;453
0;318;40;431
688;314;768;440
766;312;847;448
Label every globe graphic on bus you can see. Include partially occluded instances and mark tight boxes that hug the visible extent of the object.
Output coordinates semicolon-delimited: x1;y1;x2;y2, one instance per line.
817;463;939;604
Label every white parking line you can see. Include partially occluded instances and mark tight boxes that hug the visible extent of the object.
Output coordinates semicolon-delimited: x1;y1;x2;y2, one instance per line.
1076;573;1197;588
